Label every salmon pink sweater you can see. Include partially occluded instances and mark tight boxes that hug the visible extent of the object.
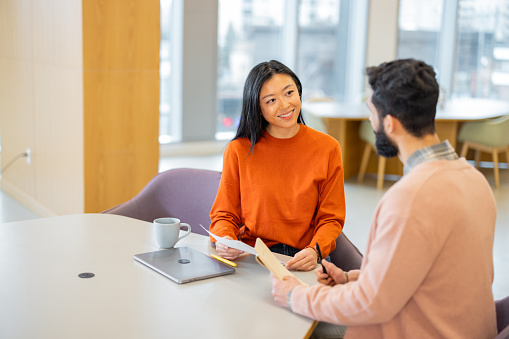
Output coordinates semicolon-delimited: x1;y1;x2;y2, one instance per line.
291;158;497;338
209;124;345;257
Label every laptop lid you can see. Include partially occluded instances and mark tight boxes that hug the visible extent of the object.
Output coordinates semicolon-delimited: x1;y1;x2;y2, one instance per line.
134;246;235;284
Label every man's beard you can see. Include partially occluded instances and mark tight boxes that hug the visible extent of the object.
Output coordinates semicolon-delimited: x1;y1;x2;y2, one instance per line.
374;124;399;158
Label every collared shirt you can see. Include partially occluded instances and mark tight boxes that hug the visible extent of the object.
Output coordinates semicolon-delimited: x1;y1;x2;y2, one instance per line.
403;140;459;175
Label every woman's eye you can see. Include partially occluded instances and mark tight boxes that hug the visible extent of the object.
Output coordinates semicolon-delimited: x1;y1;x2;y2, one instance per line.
286;90;294;96
266;98;275;104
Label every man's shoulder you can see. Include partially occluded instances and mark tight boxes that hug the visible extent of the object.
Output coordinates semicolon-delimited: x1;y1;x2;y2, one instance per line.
387;158;493;202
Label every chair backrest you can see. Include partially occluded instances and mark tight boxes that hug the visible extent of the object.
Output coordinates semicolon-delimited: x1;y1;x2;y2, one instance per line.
102;168;222;236
329;232;363;271
496;296;509;339
458;114;509;147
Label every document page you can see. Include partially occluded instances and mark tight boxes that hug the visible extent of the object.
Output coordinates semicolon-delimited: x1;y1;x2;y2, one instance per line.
199;224;257;255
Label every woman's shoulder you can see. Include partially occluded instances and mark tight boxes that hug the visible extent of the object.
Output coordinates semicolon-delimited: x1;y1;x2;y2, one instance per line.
228;137;251;147
225;137;251;155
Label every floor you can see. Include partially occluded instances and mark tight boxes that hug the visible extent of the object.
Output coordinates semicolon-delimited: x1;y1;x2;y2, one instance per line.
1;154;508;300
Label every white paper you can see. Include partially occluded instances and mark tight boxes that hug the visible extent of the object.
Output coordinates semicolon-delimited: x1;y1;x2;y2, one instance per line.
199;224;257;255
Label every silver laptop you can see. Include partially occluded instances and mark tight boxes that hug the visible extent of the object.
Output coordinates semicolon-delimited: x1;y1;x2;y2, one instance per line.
134;246;235;284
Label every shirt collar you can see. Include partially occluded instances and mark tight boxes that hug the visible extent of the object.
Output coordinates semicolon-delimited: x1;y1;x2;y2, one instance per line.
403;140;459;175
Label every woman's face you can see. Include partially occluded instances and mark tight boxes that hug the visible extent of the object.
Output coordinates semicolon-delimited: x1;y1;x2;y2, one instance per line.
259;73;301;139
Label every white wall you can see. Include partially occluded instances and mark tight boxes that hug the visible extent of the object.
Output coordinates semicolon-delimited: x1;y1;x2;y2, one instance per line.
0;0;84;216
366;0;400;68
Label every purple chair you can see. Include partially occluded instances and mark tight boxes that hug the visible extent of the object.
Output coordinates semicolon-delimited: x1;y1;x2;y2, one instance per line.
102;167;363;270
329;232;363;271
496;296;509;339
102;168;222;236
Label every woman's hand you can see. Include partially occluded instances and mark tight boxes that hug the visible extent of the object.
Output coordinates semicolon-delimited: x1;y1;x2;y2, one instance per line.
285;247;318;271
215;236;244;260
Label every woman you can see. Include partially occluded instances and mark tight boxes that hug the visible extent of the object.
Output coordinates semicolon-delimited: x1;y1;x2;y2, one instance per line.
209;60;346;271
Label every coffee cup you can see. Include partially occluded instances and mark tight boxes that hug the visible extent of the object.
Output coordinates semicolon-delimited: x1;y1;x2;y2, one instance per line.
153;217;191;249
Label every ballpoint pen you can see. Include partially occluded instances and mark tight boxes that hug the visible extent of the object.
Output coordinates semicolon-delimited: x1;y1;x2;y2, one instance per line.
315;242;327;274
210;254;237;268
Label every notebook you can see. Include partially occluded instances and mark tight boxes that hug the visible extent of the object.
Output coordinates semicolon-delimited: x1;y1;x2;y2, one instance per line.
134;246;235;284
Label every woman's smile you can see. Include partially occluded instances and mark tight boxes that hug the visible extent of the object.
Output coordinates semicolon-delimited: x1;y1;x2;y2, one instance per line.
278;109;295;119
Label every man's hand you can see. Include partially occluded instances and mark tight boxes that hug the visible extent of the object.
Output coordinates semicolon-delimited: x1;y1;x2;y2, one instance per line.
215;236;244;260
285;247;318;271
271;274;303;309
315;260;346;286
316;261;360;286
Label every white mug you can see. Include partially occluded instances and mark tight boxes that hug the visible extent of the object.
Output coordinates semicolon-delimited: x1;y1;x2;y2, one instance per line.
153;217;191;249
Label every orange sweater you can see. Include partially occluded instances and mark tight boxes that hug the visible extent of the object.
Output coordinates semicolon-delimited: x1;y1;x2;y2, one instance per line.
209;124;345;257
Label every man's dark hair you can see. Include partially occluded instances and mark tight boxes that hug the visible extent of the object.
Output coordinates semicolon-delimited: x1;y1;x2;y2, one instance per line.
233;60;305;153
366;59;439;137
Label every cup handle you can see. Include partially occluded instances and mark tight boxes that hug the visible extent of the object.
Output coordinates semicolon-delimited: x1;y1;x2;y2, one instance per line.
178;223;192;241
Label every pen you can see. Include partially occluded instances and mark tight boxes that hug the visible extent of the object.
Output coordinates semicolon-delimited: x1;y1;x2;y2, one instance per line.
210;254;237;268
315;242;327;274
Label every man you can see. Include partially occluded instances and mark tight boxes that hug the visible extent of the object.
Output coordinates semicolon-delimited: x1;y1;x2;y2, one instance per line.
271;59;497;338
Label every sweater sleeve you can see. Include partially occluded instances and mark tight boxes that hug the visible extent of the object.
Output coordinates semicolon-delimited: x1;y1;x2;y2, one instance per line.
209;143;243;240
308;143;345;257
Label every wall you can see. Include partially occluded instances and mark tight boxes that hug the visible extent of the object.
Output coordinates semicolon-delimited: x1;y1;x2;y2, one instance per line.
366;0;400;69
0;0;160;215
0;0;84;216
180;0;218;142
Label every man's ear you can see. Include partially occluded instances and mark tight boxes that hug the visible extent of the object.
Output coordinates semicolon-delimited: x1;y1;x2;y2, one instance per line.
383;114;396;134
384;114;405;138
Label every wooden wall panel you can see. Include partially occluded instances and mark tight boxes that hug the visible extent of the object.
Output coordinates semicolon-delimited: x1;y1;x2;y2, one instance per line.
83;0;160;213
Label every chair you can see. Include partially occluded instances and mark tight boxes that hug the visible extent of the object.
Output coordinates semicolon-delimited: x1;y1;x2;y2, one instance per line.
329;232;363;271
496;296;509;339
358;120;386;190
103;167;364;269
458;115;509;188
102;168;222;236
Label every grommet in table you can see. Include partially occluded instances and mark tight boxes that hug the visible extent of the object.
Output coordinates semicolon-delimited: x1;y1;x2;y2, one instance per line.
78;272;95;278
177;259;190;264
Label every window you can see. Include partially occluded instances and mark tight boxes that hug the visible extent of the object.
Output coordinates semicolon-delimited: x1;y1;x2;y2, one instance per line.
397;0;509;101
216;0;286;140
397;0;443;67
297;0;341;99
160;0;368;143
159;0;175;143
216;0;365;140
452;0;509;99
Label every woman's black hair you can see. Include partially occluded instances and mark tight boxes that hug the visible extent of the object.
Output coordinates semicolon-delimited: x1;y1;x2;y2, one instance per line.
233;60;305;153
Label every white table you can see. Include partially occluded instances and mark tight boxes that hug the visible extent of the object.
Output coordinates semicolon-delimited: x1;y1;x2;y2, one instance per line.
302;98;509;178
0;214;317;339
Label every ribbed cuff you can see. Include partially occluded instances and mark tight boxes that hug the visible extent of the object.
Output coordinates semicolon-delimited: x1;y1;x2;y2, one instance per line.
287;287;295;312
